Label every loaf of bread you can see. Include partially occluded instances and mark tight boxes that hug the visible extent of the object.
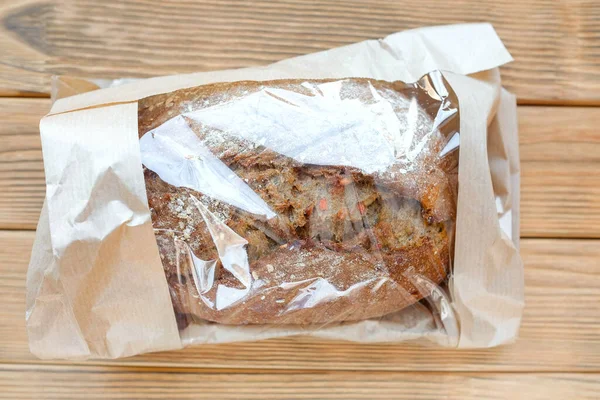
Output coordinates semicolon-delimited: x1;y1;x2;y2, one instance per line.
138;78;458;328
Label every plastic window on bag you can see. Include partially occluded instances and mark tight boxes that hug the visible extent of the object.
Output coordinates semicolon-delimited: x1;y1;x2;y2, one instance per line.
136;72;460;340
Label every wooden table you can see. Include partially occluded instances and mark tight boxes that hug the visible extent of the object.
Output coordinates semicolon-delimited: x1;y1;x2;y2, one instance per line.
1;1;599;398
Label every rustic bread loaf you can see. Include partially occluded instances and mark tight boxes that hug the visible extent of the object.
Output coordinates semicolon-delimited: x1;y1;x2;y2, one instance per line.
138;78;457;328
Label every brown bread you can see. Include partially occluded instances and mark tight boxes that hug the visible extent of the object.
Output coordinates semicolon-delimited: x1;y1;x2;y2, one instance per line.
138;78;457;327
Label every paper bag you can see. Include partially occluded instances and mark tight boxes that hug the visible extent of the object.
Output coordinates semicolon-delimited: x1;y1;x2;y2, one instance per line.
27;23;524;359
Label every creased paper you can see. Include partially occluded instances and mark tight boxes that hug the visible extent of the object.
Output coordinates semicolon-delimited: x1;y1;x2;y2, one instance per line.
28;23;524;359
30;104;182;359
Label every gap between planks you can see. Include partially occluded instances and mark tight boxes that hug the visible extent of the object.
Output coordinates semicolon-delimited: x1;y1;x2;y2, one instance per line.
3;363;600;375
5;93;600;106
2;359;600;375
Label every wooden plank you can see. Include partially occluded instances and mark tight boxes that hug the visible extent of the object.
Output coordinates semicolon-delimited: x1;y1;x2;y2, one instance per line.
1;0;600;103
0;365;598;399
0;98;47;230
0;0;49;95
2;231;599;371
519;106;600;237
1;99;599;237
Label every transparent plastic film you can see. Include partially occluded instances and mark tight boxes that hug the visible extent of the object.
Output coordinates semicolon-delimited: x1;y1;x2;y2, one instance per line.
138;72;460;340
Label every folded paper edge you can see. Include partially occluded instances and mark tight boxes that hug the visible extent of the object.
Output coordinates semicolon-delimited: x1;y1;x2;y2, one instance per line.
30;104;183;359
444;72;524;348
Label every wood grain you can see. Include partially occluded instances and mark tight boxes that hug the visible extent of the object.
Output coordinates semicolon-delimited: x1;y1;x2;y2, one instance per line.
1;0;600;103
2;231;599;372
1;99;599;237
0;365;598;399
519;106;600;237
0;98;46;230
1;1;598;396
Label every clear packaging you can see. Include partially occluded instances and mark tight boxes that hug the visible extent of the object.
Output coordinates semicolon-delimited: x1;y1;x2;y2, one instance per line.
138;73;460;337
